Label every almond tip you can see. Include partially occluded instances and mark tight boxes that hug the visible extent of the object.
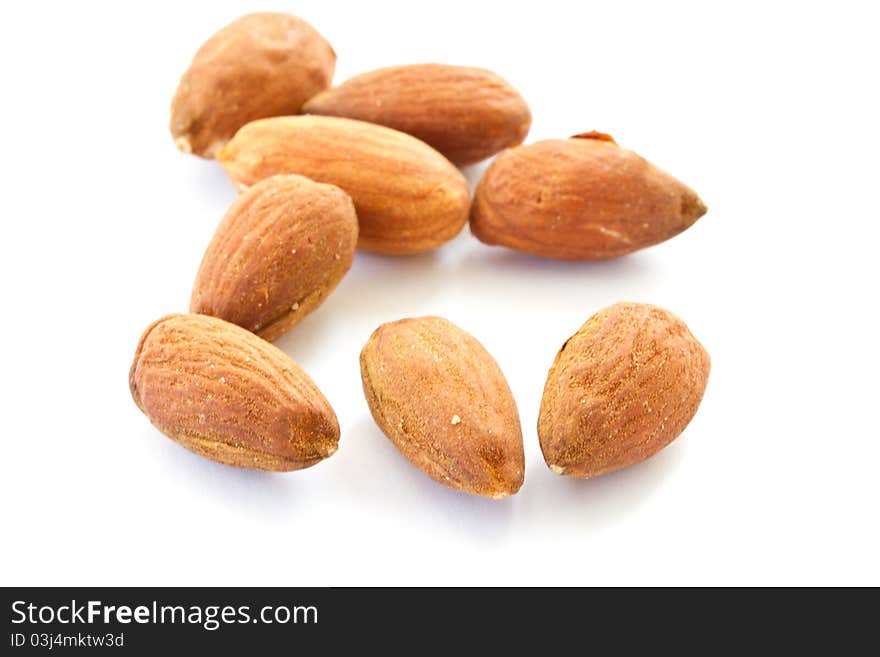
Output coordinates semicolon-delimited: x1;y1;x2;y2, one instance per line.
571;130;617;144
174;136;192;154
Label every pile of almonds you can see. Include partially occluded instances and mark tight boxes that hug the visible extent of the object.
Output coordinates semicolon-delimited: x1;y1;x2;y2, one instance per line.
132;12;711;498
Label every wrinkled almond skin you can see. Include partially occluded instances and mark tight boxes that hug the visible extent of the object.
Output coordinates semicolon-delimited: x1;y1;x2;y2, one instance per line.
538;303;710;478
360;316;524;498
130;314;339;471
470;132;708;259
218;116;471;254
302;63;531;165
170;13;336;158
190;175;357;342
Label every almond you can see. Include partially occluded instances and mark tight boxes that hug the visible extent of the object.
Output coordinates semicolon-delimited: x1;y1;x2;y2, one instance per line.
170;12;336;158
190;174;357;342
538;303;710;478
470;132;708;259
218;116;471;255
302;63;531;165
360;316;524;498
130;313;339;471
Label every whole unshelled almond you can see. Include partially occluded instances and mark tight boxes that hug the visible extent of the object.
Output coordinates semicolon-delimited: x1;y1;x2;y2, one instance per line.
539;303;710;478
170;13;336;157
130;313;339;471
470;132;707;259
218;116;470;254
360;316;524;498
190;175;357;342
302;63;531;165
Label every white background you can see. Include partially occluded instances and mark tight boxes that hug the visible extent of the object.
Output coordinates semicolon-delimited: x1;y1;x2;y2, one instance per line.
1;0;877;586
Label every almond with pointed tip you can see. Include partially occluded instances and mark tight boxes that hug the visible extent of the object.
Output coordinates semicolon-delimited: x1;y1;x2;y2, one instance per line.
302;63;531;165
190;174;357;342
130;313;339;471
170;12;336;157
470;132;708;259
218;115;471;254
538;302;710;478
360;316;525;498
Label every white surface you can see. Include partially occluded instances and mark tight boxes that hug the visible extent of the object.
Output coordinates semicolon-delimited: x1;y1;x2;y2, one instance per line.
1;0;877;586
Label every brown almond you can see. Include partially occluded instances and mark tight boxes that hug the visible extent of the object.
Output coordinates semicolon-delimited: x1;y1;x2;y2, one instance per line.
190;175;357;342
218;116;471;254
360;316;524;498
130;313;339;471
302;63;531;165
538;303;710;478
170;12;336;157
470;132;708;259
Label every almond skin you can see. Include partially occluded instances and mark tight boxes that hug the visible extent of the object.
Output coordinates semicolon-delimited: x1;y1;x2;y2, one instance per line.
170;12;336;158
470;132;708;259
538;303;710;478
360;316;524;498
130;313;339;471
302;63;531;165
190;175;357;342
218;116;471;255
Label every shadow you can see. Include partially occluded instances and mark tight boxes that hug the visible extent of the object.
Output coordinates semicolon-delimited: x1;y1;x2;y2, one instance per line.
520;439;688;532
274;249;445;364
180;158;235;206
459;161;492;194
447;241;665;318
273;223;664;365
163;156;236;232
141;426;303;517
457;242;661;283
333;415;517;542
327;249;444;315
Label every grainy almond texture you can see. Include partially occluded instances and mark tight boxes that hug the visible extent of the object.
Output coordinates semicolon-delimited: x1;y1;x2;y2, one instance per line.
130;313;339;471
170;12;336;157
360;316;524;498
470;132;707;259
302;63;531;165
539;302;710;478
191;175;357;342
218;116;471;254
